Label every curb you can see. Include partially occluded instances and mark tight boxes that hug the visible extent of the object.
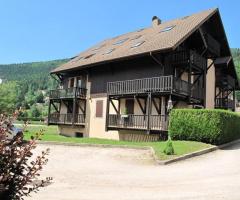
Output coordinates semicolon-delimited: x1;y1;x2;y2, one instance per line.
155;139;240;165
36;139;240;165
36;141;151;150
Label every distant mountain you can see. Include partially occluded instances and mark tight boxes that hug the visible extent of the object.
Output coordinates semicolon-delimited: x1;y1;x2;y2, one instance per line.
0;58;69;115
0;59;69;82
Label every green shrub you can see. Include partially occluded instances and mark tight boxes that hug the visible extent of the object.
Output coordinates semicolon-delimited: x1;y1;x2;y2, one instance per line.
163;139;175;155
169;109;240;145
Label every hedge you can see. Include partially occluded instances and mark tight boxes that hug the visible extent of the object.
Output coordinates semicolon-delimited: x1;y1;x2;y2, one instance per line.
169;109;240;145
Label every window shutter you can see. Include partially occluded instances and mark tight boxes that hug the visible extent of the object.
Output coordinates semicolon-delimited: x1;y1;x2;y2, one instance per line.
96;100;103;118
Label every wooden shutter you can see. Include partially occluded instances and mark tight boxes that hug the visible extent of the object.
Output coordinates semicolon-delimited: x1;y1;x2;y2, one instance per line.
96;100;103;118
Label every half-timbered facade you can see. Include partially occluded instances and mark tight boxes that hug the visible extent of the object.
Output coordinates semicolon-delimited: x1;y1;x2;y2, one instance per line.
48;8;239;141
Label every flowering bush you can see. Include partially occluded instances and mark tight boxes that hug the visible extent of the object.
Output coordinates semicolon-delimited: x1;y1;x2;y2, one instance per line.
0;110;51;200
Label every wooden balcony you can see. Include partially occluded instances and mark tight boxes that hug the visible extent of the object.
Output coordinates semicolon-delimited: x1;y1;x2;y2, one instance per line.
215;98;235;110
216;75;236;89
107;75;203;100
107;114;168;131
48;113;85;125
49;87;87;99
168;50;207;70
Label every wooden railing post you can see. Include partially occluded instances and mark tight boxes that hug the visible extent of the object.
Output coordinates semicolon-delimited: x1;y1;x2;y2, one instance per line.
147;93;152;134
105;96;110;131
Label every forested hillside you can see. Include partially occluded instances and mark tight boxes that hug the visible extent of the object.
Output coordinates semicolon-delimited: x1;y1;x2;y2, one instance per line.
0;59;69;118
0;49;240;119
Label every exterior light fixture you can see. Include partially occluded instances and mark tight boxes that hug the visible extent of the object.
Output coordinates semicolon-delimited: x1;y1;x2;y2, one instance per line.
167;95;173;113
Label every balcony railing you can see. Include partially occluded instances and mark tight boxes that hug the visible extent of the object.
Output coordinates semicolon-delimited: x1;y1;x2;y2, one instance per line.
107;75;203;100
108;114;168;131
48;113;85;125
167;50;207;70
215;98;235;110
49;87;87;99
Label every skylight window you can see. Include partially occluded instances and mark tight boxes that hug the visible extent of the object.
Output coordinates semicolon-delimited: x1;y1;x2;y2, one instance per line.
103;48;115;55
92;44;105;51
131;35;142;40
182;16;189;20
71;56;83;63
160;25;175;33
84;54;95;59
137;28;145;32
113;38;128;45
131;41;145;48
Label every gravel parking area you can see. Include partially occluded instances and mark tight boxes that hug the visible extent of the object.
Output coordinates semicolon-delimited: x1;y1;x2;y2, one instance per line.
26;142;240;200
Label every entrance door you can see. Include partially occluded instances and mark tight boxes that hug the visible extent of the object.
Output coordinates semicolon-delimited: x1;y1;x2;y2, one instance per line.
125;99;134;114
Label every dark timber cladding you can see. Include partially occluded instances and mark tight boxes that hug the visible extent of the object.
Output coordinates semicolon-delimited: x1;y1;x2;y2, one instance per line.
48;8;239;135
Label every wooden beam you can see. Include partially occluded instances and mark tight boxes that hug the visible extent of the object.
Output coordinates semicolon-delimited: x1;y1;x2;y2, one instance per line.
110;99;119;114
207;60;215;71
147;93;152;134
136;97;146;114
105;96;110;131
78;100;85;114
152;98;161;114
52;102;59;112
199;28;208;49
47;101;51;125
72;98;76;125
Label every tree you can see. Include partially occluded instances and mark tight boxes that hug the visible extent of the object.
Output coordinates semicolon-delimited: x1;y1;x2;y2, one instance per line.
0;82;17;113
35;92;44;103
0;111;51;199
31;107;41;118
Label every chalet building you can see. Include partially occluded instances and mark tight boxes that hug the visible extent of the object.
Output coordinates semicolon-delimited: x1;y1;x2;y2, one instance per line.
48;8;239;141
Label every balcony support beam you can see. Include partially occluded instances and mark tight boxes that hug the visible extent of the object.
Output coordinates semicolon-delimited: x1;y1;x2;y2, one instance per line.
47;102;51;125
110;99;119;114
78;100;86;114
105;96;110;131
135;97;147;114
72;98;76;125
51;102;60;113
146;93;152;134
152;98;161;115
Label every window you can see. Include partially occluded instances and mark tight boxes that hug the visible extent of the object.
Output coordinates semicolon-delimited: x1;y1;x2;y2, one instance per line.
84;53;95;59
160;25;175;33
69;78;75;88
131;35;142;40
113;38;128;45
103;48;115;55
92;44;105;51
71;56;83;63
137;28;145;32
131;41;145;48
96;100;103;118
182;16;189;20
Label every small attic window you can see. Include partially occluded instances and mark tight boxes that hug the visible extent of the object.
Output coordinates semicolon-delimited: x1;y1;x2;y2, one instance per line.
182;16;189;20
92;44;105;51
103;48;115;55
131;41;145;48
113;38;128;45
160;25;175;33
71;56;83;63
137;28;145;32
131;35;142;40
84;54;95;59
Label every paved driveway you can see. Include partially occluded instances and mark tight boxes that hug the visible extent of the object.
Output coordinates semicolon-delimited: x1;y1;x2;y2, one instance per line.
26;142;240;200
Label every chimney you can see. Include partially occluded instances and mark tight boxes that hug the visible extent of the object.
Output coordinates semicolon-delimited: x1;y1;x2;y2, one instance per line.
152;16;161;28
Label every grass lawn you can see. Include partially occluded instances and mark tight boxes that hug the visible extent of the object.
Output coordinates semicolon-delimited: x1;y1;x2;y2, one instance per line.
19;124;213;160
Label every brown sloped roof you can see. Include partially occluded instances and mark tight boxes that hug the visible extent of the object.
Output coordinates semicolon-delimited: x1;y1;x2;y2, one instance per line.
52;8;217;73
